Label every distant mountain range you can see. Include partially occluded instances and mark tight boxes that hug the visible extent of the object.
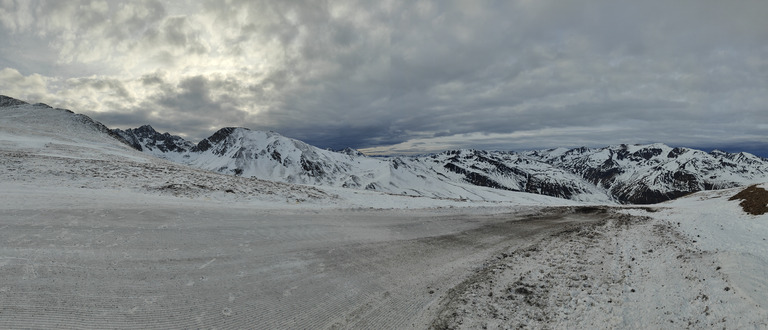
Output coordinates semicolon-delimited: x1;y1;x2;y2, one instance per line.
4;95;768;204
113;122;768;204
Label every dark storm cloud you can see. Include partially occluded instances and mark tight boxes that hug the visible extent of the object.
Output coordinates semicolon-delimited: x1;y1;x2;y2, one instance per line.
143;15;209;56
2;0;768;154
147;75;249;135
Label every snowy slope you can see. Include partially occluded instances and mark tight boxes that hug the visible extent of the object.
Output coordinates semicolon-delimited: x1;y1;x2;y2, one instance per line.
437;199;768;328
434;187;768;328
0;96;331;204
524;143;768;204
619;186;768;326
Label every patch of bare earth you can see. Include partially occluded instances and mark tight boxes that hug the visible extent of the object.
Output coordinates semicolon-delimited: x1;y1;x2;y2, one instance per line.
729;184;768;215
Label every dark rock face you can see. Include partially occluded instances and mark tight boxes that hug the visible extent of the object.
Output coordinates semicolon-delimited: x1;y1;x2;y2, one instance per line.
525;175;577;200
667;147;687;158
634;147;663;160
0;95;28;107
300;157;326;177
443;162;511;191
192;127;239;153
614;186;690;205
113;125;195;153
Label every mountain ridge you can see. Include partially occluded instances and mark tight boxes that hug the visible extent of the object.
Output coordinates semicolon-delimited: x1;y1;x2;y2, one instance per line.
5;95;768;204
114;122;768;204
113;124;612;202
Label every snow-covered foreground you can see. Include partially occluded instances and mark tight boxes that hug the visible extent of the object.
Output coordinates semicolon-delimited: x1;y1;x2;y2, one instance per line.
437;190;768;329
0;185;597;329
629;187;768;325
4;185;766;329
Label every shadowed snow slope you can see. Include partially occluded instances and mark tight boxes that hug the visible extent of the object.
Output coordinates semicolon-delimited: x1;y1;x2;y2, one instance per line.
0;96;331;204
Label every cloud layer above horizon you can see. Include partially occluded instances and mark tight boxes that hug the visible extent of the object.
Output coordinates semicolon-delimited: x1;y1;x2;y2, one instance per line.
2;0;768;155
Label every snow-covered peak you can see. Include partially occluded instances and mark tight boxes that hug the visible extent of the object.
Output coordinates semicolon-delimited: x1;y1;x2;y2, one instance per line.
0;100;148;163
1;99;135;150
190;127;337;161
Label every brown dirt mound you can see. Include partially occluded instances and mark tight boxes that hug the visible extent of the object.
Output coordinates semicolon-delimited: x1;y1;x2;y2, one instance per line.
729;184;768;215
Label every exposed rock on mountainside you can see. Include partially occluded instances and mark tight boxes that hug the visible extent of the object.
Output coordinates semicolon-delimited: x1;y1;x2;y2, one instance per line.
0;95;28;107
522;144;768;204
113;125;195;155
403;150;608;201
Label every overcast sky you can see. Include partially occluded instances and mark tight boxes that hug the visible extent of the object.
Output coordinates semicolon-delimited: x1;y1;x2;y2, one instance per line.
1;0;768;155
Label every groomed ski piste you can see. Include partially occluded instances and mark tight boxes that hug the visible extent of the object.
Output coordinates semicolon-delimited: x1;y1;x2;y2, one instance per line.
1;100;766;328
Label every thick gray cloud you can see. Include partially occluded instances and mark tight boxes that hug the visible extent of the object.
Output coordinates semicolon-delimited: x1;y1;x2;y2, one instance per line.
1;0;767;154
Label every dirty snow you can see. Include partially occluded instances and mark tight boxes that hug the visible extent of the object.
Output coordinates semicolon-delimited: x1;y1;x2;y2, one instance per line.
436;192;768;329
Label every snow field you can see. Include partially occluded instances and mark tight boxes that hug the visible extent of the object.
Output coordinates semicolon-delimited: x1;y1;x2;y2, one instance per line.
622;187;768;326
434;208;766;328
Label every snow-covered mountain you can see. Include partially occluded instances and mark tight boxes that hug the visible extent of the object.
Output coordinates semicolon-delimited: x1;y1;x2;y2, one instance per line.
0;95;332;203
522;144;768;204
399;150;609;201
116;123;768;204
114;125;613;202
